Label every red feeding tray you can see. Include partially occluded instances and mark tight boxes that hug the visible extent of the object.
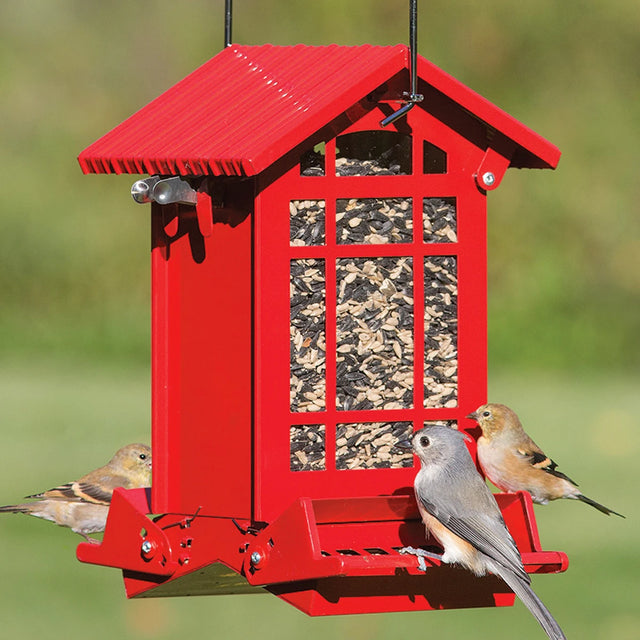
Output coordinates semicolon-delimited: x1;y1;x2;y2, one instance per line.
77;44;566;614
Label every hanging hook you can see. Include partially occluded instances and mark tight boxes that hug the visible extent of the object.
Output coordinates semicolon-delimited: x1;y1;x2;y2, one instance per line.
381;0;423;127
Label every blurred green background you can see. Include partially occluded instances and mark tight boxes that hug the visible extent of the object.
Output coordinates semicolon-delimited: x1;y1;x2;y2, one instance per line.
0;1;637;639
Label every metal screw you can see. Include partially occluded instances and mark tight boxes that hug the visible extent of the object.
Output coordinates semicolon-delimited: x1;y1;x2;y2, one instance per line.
131;176;160;204
141;540;153;555
250;551;263;566
482;171;496;187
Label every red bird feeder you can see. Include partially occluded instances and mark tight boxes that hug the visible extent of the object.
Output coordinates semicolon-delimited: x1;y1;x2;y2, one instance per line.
76;43;567;615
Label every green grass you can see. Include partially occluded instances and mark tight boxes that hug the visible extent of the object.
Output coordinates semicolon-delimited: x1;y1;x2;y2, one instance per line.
0;361;637;640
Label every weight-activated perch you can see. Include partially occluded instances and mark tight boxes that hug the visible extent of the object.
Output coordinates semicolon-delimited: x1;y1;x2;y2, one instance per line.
0;443;151;542
401;426;566;639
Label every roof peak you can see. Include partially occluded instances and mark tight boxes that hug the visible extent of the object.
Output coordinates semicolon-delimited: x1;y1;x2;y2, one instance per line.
79;44;558;177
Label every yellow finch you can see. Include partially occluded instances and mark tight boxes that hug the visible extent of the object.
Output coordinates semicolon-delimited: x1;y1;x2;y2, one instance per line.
0;443;152;541
467;403;623;517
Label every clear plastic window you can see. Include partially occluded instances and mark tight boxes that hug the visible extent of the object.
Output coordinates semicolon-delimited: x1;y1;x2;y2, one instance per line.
290;425;326;471
424;256;458;408
336;421;414;469
336;257;414;411
290;259;326;412
290;199;326;246
423;197;457;243
423;141;447;174
336;131;412;176
337;198;412;244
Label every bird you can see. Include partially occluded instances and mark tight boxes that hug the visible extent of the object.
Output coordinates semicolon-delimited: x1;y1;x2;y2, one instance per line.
0;443;152;542
401;425;566;640
467;403;623;517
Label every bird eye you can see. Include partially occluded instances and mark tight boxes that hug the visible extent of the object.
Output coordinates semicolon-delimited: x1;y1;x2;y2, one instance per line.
419;436;430;447
139;453;147;460
482;410;491;418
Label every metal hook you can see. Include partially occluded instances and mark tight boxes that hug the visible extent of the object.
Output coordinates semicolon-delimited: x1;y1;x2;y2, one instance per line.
380;0;423;127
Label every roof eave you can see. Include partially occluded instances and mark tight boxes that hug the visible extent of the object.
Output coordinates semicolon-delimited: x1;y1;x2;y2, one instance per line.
416;56;560;170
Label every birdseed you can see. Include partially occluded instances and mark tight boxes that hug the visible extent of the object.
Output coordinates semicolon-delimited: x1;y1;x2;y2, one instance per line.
336;256;414;411
423;197;457;243
335;157;408;176
290;259;326;412
336;131;412;176
335;421;413;470
290;425;326;471
424;256;458;408
300;149;325;176
290;200;325;246
289;151;460;471
336;198;412;244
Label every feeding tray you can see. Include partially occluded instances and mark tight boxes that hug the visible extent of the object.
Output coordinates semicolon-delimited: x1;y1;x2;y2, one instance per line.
78;488;566;614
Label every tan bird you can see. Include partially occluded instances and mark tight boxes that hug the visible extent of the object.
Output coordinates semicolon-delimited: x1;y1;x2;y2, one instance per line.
0;443;152;541
467;403;623;517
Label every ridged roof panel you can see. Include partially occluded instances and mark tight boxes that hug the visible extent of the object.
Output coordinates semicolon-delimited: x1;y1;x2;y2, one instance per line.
78;44;559;176
79;44;408;176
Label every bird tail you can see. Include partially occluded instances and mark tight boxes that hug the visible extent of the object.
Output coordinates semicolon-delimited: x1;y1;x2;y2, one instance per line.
0;504;31;514
498;568;566;640
577;493;624;518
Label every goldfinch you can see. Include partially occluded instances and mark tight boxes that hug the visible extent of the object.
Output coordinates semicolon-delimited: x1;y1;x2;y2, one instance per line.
467;403;623;517
0;443;152;541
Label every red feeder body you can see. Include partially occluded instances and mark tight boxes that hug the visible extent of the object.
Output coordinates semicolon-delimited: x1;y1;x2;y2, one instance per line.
77;44;566;614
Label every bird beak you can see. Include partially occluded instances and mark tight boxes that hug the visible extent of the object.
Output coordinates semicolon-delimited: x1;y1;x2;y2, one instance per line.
395;439;414;451
466;411;478;422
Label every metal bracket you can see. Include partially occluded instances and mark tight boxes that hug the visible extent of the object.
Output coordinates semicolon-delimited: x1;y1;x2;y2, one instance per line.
474;145;513;191
131;176;198;206
243;498;344;586
76;488;178;577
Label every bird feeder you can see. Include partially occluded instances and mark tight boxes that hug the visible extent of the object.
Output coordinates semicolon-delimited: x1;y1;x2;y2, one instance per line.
76;42;567;615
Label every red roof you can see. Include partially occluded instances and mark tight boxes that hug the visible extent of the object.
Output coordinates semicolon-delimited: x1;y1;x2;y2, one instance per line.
78;44;559;177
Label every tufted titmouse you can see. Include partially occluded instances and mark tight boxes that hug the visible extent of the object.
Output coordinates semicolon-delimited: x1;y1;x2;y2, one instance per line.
467;403;623;517
0;443;152;542
402;425;565;639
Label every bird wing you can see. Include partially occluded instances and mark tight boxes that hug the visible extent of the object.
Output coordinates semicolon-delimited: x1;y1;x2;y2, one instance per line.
418;492;530;584
25;483;80;501
25;480;113;506
73;482;113;505
517;443;578;486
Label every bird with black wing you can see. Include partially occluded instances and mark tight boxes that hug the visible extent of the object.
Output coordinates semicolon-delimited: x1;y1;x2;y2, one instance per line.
0;443;152;542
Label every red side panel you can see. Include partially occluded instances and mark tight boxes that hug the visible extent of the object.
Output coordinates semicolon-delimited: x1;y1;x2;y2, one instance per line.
151;201;253;517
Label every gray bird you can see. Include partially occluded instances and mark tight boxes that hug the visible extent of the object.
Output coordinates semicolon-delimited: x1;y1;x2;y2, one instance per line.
402;425;565;640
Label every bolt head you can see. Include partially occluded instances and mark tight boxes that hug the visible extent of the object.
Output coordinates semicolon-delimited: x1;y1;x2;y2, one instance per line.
250;551;263;566
131;180;152;204
141;540;154;555
482;171;496;187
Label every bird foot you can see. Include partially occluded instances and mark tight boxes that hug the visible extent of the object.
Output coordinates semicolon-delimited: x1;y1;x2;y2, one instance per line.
399;546;442;572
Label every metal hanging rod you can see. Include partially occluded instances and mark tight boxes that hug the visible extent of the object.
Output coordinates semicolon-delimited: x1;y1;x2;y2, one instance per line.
380;0;423;127
225;0;233;47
